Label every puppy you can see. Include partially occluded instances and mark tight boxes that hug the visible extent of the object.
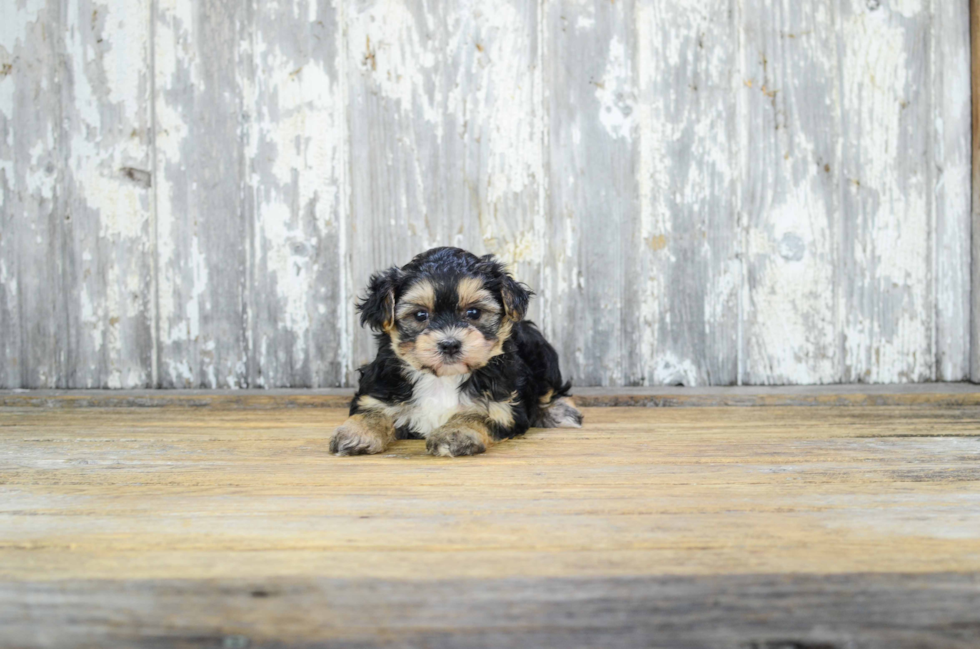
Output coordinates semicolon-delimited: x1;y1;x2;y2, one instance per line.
330;247;582;457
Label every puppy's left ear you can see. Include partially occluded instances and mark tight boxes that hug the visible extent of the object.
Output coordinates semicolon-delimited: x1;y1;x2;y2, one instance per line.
500;274;532;321
356;266;402;331
477;254;533;321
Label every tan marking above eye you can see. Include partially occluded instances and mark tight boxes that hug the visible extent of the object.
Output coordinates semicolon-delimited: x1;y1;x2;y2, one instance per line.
456;277;501;313
457;278;501;315
462;297;501;314
399;279;436;313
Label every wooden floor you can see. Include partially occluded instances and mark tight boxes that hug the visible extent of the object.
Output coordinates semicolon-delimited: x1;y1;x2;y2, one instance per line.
2;402;980;647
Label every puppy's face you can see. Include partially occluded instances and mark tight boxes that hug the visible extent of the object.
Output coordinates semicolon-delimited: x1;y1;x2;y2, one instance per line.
391;276;507;376
357;249;531;377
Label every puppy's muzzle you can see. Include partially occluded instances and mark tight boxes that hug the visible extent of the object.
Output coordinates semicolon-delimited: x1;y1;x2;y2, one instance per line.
437;338;462;359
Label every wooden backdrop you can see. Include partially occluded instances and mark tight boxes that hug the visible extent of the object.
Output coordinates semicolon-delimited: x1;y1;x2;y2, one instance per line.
0;0;973;388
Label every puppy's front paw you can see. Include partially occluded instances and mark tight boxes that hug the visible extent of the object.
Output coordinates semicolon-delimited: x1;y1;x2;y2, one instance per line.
426;423;489;457
330;415;392;456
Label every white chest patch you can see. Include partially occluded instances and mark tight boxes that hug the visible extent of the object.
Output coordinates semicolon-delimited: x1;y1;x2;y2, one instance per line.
396;372;472;436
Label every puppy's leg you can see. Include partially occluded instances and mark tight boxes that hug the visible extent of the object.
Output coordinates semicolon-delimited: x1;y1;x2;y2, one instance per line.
330;412;396;456
535;396;583;429
426;415;494;458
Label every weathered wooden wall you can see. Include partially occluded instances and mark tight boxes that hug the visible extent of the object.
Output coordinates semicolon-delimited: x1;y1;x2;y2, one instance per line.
0;0;973;388
972;0;980;384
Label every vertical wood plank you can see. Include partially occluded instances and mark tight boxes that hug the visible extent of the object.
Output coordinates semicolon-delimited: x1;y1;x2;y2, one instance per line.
154;0;250;388
543;0;637;387
740;1;840;385
972;0;980;383
0;1;67;388
62;0;155;387
635;0;738;386
839;0;934;383
933;0;972;381
246;0;348;387
345;0;543;377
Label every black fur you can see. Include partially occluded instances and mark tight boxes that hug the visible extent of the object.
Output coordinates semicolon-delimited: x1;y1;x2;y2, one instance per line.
472;254;532;320
357;266;401;331
350;247;574;443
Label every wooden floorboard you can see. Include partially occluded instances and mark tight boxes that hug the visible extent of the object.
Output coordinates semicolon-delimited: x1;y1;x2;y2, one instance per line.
5;573;980;649
3;383;980;409
2;405;979;647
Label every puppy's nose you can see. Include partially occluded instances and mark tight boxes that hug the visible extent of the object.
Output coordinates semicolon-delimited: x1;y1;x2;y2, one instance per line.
437;339;462;356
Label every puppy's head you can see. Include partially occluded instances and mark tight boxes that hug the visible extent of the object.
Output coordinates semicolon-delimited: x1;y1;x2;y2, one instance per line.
357;248;531;376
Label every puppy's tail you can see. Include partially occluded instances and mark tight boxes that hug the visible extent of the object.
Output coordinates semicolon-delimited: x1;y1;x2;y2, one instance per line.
534;382;583;429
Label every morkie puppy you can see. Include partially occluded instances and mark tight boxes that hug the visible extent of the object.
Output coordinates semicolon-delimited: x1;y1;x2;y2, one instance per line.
330;247;583;457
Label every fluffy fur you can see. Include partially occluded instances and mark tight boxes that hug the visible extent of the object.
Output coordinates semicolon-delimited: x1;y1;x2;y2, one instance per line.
330;247;582;458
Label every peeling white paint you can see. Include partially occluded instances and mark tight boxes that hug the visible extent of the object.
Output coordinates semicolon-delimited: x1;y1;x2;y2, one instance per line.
841;1;932;382
1;0;972;389
594;35;634;141
25;139;55;200
347;0;441;131
0;0;45;61
651;352;700;387
889;0;923;19
747;184;837;384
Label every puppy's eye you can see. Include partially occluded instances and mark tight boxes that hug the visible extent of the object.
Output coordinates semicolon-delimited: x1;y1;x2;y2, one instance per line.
465;307;481;320
414;310;429;323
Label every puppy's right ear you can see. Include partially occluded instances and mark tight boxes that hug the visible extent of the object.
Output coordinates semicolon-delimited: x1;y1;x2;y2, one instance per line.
356;267;402;332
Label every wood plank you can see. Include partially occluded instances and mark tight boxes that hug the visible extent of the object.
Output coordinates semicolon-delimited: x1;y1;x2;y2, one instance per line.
839;0;934;383
2;406;979;582
933;0;972;381
62;0;155;388
572;383;980;407
633;0;738;387
246;0;348;387
3;383;980;409
3;573;978;649
0;388;354;409
344;0;543;374
542;0;638;387
0;1;70;388
972;0;980;384
2;405;980;646
153;0;250;388
739;0;840;385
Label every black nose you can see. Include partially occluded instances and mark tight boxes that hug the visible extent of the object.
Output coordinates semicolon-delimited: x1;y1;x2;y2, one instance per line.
437;339;462;356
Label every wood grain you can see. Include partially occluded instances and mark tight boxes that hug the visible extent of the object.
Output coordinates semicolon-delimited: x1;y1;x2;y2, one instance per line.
935;0;973;381
0;1;70;388
635;0;738;387
345;0;543;375
153;0;251;388
246;0;348;387
62;0;156;389
2;406;979;581
839;0;934;383
973;0;980;384
0;1;974;388
543;0;638;387
740;0;840;385
3;573;979;648
1;404;979;646
4;383;980;409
